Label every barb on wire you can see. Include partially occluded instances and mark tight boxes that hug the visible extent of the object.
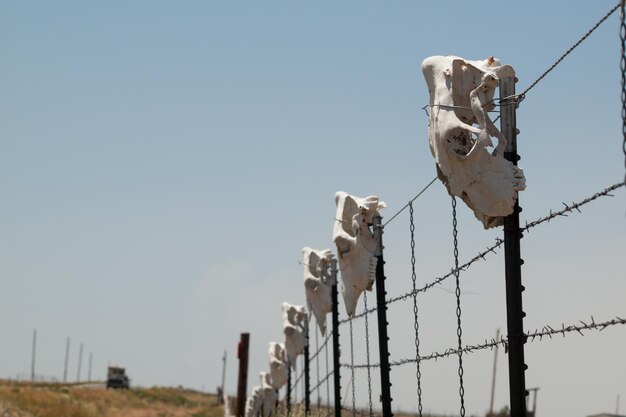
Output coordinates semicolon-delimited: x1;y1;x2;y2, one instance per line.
522;182;625;232
341;316;626;369
521;2;621;97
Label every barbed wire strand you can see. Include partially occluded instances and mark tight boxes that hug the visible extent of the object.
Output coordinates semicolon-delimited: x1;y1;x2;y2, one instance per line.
522;182;624;232
310;369;334;396
311;330;333;362
383;177;438;227
340;181;624;324
293;366;304;395
521;2;621;98
341;316;626;369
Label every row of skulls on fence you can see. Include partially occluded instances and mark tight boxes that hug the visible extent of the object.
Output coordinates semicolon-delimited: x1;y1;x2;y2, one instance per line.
244;191;386;417
245;54;526;417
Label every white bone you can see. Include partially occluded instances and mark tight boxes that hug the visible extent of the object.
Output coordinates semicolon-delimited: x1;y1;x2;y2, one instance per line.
332;191;386;317
245;373;277;417
422;55;526;229
245;385;263;417
259;372;277;417
282;302;307;367
268;342;288;389
302;247;336;335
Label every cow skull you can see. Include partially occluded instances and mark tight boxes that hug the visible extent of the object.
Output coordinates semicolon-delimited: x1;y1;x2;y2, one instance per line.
268;342;288;389
282;302;307;367
245;385;263;417
422;55;526;228
332;191;386;317
303;247;336;335
245;372;277;417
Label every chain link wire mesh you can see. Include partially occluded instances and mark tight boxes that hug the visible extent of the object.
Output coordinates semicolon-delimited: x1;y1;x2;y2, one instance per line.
451;197;466;417
408;203;423;417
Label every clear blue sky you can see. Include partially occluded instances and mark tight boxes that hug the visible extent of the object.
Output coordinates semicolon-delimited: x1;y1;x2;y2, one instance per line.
1;2;624;417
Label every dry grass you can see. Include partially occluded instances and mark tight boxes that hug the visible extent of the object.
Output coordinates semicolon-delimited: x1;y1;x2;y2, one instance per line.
0;382;223;417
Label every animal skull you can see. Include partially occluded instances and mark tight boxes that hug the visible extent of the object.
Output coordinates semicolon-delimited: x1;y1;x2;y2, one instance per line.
422;55;526;228
302;247;336;335
245;385;263;417
245;372;277;417
282;302;307;367
268;342;288;389
332;191;386;317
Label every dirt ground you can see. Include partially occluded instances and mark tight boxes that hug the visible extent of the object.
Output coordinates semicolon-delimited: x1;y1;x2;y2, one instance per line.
0;382;223;417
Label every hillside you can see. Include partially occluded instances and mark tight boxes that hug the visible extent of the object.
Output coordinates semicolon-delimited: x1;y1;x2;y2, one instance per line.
0;382;223;417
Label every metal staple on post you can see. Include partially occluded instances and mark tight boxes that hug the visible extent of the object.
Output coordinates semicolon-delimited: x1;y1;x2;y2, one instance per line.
372;215;393;417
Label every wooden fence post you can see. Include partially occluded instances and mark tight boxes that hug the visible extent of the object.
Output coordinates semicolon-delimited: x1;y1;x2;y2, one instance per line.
236;333;250;417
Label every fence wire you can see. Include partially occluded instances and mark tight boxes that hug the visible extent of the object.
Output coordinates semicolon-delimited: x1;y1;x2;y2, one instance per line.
342;180;624;325
278;5;626;414
341;316;626;370
520;2;621;99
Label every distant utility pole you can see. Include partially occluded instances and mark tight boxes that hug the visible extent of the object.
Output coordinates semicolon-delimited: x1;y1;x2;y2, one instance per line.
220;350;227;404
488;328;500;417
88;352;93;381
76;343;84;382
63;338;70;382
31;330;37;381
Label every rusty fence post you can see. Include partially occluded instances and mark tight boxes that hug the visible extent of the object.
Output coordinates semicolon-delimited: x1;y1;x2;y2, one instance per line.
236;333;250;417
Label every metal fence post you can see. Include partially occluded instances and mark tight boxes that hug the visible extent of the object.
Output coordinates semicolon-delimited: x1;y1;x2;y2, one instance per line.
287;366;292;416
330;259;342;417
372;215;393;417
500;76;528;417
304;321;311;416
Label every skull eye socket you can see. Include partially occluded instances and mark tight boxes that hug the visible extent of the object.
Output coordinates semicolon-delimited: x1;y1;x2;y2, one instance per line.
447;127;474;156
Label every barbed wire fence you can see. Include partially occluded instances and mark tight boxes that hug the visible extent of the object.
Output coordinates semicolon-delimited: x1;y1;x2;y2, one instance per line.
273;3;626;417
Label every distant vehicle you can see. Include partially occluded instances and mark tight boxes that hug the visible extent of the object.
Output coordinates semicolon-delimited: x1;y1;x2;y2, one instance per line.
106;366;130;389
